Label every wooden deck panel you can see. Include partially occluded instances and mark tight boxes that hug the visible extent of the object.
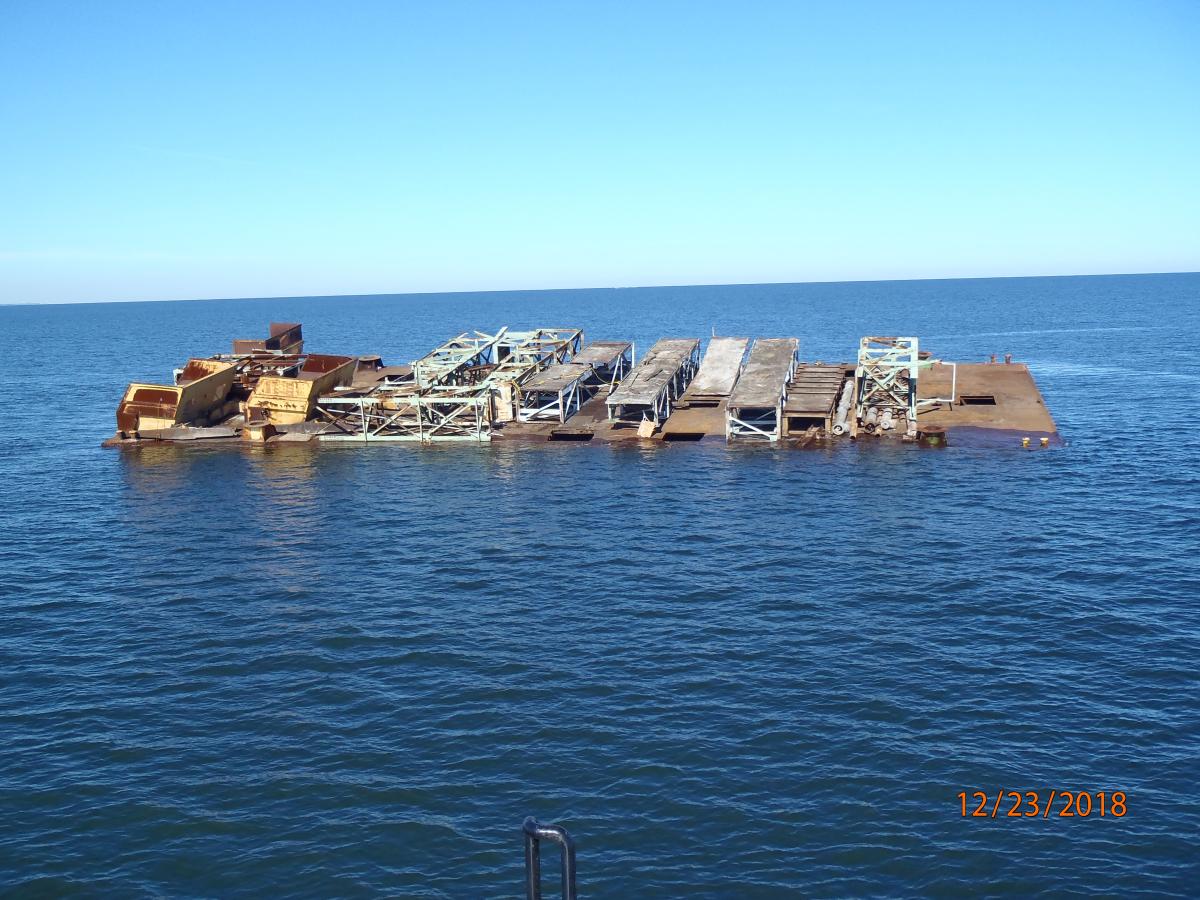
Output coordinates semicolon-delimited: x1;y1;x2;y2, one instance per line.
571;341;632;369
783;364;849;414
520;362;593;394
607;338;700;406
687;337;749;399
727;339;799;409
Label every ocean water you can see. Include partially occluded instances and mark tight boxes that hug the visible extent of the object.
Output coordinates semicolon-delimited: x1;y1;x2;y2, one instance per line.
1;273;1197;897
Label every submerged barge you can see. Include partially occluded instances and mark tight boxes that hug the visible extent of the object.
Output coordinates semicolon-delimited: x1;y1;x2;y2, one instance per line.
106;322;1059;448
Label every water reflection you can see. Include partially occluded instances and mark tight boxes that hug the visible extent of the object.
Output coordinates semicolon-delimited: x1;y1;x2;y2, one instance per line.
118;442;329;586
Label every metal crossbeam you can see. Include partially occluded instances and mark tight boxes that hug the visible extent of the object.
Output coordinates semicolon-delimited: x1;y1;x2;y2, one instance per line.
315;327;583;441
518;378;584;423
606;339;700;423
725;338;798;441
855;336;919;436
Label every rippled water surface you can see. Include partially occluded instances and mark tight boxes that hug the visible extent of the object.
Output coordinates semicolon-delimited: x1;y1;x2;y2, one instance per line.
1;274;1198;897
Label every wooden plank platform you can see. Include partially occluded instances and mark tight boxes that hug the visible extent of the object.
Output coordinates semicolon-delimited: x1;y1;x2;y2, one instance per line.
782;363;849;435
727;339;799;410
520;362;593;394
608;338;699;405
572;340;632;370
521;340;631;395
686;337;748;400
784;364;848;414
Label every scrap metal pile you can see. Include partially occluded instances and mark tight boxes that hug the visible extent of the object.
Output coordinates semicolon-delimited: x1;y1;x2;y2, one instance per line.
317;327;584;441
113;323;590;443
114;323;359;440
109;323;1054;447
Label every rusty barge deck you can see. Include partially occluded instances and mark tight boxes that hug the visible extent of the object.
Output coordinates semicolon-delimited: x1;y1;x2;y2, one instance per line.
106;324;1060;450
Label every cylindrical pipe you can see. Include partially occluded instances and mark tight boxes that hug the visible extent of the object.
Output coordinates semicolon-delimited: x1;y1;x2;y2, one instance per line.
862;406;878;434
832;379;853;435
880;409;895;431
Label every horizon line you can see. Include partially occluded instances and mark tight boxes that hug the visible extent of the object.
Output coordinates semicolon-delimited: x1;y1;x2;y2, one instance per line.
2;268;1197;307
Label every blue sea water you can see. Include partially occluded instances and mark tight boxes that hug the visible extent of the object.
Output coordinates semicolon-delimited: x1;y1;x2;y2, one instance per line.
0;273;1198;897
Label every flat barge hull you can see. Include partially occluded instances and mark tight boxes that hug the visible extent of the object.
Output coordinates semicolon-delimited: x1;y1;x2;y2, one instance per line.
107;323;1060;449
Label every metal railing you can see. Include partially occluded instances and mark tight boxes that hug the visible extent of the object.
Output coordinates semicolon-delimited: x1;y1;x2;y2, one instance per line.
522;817;577;900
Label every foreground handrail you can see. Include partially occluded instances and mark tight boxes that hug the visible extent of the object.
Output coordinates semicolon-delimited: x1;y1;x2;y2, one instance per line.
522;817;577;900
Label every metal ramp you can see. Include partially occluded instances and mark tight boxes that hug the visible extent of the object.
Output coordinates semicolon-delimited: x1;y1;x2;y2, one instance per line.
782;364;850;436
570;341;632;387
606;338;701;422
517;341;632;423
517;363;594;423
725;338;799;441
685;337;749;403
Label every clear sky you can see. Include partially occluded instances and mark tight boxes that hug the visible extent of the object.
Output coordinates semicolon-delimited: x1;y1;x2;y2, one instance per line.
1;0;1197;303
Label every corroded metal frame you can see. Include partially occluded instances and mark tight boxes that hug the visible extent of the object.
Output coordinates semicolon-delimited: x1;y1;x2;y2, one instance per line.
726;340;799;442
605;342;700;423
316;327;583;441
855;336;919;436
516;343;632;423
517;377;585;424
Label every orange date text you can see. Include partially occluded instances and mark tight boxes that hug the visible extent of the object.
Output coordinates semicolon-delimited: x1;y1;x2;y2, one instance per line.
957;790;1127;818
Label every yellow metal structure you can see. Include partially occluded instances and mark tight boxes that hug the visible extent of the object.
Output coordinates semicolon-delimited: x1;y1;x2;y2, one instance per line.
246;354;356;425
116;359;237;434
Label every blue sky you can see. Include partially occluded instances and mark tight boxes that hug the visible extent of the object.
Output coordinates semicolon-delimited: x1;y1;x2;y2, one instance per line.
1;0;1197;303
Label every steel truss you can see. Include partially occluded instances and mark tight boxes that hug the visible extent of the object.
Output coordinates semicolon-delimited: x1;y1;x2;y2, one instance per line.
490;329;582;384
317;390;492;441
726;356;799;442
606;344;700;423
583;347;632;391
316;327;583;441
517;345;633;423
518;378;586;424
855;336;919;436
412;329;507;388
